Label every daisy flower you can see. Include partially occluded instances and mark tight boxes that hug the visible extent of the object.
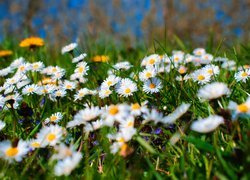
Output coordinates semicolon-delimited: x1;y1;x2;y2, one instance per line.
228;97;250;117
190;115;224;133
197;82;230;101
139;67;157;81
0;140;29;162
142;78;162;94
22;84;39;95
102;104;130;126
54;152;82;176
31;61;44;72
142;109;164;124
67;106;101;128
162;103;191;124
98;87;112;99
234;69;250;82
10;57;25;69
74;88;90;101
37;125;64;147
116;78;137;97
221;60;236;70
191;69;211;85
72;53;87;63
53;89;67;98
0;120;6;131
74;61;89;76
141;54;160;67
171;53;184;64
45;112;63;124
201;53;213;64
193;48;206;56
51;144;76;160
0;67;14;77
36;85;56;95
63;80;77;91
17;62;31;74
61;43;78;54
29;138;43;150
113;61;132;70
202;64;220;76
130;102;148;116
101;75;121;88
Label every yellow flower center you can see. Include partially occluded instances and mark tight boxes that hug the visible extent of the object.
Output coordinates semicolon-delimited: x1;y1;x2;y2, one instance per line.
109;106;119;115
127;121;134;127
66;85;72;89
107;81;112;86
125;88;131;94
78;67;84;73
237;103;249;113
28;88;34;92
56;92;62;96
149;83;156;89
242;72;248;77
33;64;39;69
117;137;125;143
6;147;19;157
197;75;205;81
207;69;213;74
19;66;25;71
31;142;40;148
174;57;179;62
145;72;152;78
149;59;155;65
131;103;140;110
105;90;111;95
50;115;57;121
47;133;56;142
52;68;57;73
179;68;186;74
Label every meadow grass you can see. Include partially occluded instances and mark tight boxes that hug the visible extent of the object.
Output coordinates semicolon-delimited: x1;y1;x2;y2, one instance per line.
0;36;249;179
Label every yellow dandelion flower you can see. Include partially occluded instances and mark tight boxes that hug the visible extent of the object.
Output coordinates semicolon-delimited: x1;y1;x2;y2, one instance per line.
0;50;13;58
19;37;44;48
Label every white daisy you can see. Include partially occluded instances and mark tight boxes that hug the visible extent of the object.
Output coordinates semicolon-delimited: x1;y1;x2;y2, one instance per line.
45;112;63;124
191;69;211;85
202;64;220;76
142;78;162;94
67;106;101;128
98;87;112;99
234;69;250;82
193;48;206;56
54;152;82;176
63;80;77;91
228;96;250;116
116;78;137;97
113;61;132;70
0;140;29;162
102;104;130;126
191;115;224;133
36;125;64;147
61;43;78;54
101;75;121;88
72;53;87;63
0;67;14;77
22;84;39;95
162;103;191;124
197;82;230;101
139;67;157;81
74;61;89;76
31;61;44;72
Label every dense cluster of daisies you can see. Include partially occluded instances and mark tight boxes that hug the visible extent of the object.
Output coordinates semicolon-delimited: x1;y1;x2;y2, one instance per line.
0;41;250;176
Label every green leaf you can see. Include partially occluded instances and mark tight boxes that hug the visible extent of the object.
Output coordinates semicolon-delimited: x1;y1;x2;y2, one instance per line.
136;136;157;154
184;136;215;153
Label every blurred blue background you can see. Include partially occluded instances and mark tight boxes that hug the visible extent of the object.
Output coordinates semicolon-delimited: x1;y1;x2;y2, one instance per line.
0;0;249;45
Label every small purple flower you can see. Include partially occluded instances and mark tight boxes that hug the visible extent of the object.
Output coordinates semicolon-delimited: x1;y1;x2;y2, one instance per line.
153;128;162;135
